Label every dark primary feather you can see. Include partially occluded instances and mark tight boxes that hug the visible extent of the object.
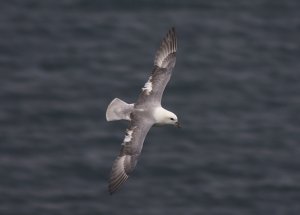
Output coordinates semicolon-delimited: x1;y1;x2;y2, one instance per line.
154;27;177;69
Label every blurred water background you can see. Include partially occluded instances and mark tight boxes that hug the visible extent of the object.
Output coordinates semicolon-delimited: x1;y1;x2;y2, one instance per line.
0;0;300;214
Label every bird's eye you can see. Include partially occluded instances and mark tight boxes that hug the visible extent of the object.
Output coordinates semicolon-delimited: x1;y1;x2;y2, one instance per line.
170;117;174;120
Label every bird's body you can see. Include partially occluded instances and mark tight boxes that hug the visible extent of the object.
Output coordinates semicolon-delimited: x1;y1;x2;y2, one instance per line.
106;28;180;194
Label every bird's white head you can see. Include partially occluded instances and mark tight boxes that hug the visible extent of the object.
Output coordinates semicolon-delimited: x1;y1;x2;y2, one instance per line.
154;107;180;128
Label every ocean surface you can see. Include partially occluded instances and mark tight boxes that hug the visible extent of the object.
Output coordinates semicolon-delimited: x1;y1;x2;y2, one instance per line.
1;0;300;214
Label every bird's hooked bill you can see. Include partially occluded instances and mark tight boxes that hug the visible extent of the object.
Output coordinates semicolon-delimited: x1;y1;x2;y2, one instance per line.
175;122;181;128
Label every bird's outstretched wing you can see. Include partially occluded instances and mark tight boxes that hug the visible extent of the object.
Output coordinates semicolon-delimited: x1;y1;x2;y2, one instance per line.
136;27;177;106
108;115;153;194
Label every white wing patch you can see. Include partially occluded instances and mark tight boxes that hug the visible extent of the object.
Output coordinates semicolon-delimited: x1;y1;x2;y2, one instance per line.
142;76;153;95
122;127;136;145
124;130;133;142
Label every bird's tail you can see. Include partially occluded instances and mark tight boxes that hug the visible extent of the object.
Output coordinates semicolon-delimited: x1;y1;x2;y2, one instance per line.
106;98;134;121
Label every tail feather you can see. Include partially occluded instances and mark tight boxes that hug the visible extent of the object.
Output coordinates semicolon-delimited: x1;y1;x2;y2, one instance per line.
106;98;134;121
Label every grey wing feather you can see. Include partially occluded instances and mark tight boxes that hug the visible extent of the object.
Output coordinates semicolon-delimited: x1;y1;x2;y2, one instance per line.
108;116;153;194
137;27;177;106
154;27;177;69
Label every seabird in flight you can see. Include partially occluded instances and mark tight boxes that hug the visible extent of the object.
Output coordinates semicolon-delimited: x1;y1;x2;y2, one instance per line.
106;27;180;194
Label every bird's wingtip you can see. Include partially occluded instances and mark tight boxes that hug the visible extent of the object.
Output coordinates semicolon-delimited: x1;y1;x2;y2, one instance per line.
154;27;177;68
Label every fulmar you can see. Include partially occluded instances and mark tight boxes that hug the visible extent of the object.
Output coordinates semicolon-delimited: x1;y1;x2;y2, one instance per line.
106;27;180;194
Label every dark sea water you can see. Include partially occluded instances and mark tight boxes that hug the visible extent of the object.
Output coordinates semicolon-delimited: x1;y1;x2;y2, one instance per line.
1;0;300;214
